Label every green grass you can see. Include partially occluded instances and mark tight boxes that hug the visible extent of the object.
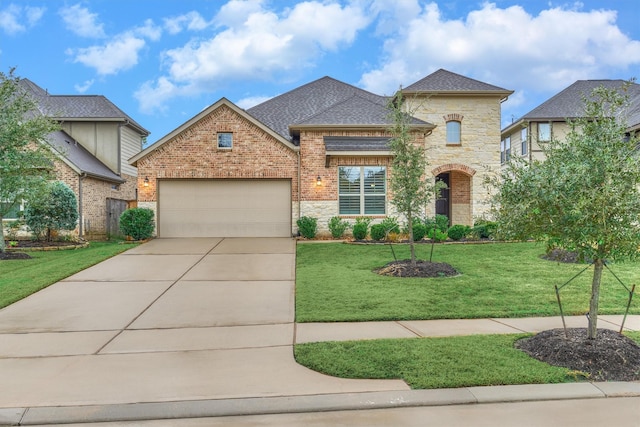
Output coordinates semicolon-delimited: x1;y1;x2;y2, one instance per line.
295;242;640;322
0;241;137;308
294;334;577;389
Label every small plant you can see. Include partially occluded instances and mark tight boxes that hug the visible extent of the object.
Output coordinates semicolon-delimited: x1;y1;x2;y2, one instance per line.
411;218;428;241
435;214;450;232
447;224;471;241
119;208;155;241
379;217;400;234
370;224;386;241
427;228;448;242
8;240;18;247
471;219;497;239
352;217;371;240
297;216;318;239
328;216;350;239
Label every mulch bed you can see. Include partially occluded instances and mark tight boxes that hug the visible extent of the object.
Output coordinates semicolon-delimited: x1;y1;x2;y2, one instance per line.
516;328;640;381
375;260;459;278
1;240;84;261
0;251;32;260
541;249;592;264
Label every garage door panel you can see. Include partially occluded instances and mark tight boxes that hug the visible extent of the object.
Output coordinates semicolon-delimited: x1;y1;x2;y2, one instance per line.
159;180;291;238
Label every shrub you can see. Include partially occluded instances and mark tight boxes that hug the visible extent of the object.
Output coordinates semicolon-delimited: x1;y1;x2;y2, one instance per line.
297;216;318;239
427;228;448;242
435;214;450;232
370;224;386;241
119;208;155;241
379;217;400;234
24;181;78;241
448;224;471;241
328;216;350;238
352;217;371;240
412;222;428;241
472;219;498;239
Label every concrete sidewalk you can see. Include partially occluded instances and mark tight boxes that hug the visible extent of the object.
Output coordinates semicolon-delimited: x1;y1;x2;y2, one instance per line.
0;238;639;425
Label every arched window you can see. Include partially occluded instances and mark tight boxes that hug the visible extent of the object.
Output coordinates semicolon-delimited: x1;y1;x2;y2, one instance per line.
446;121;461;144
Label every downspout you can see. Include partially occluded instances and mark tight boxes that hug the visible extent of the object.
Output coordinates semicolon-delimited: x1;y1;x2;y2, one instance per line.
297;150;301;237
78;173;86;239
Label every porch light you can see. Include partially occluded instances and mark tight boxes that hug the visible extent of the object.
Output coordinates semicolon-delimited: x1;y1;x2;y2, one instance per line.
316;175;322;186
143;176;149;187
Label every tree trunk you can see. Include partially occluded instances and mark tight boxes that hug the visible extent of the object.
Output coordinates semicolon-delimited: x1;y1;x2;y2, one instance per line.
0;214;5;253
407;209;416;266
587;258;604;340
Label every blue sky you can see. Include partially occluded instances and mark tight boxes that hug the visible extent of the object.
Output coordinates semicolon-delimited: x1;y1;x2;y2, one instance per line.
2;0;639;143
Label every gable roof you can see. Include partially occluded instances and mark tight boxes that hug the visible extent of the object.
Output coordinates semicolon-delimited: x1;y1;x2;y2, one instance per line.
403;69;513;96
46;130;125;183
19;79;149;136
247;76;388;140
130;97;297;166
502;79;640;134
292;94;432;129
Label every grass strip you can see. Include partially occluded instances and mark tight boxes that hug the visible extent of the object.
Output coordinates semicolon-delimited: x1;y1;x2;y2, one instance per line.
0;241;137;308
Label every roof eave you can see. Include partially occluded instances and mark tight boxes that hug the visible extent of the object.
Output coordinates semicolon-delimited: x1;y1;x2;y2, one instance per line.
290;123;435;131
325;150;393;156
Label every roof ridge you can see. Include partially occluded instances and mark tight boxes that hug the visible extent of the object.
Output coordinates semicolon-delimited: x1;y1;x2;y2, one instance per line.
294;93;386;125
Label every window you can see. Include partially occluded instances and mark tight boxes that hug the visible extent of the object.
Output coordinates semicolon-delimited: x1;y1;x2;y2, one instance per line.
521;127;528;156
338;166;386;215
217;132;233;149
538;123;551;142
500;137;511;163
500;140;505;163
446;121;461;144
1;201;23;219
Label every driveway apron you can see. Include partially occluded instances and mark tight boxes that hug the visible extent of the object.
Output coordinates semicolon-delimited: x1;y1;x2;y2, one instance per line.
0;238;408;408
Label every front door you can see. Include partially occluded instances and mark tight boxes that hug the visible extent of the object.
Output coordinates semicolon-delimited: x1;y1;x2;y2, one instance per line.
435;173;450;225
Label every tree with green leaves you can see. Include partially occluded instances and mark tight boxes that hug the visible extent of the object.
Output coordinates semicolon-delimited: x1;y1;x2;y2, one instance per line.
387;90;443;265
0;69;60;252
24;181;78;241
493;82;640;340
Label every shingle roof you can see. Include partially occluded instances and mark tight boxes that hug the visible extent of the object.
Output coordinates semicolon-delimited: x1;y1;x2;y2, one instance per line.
46;130;125;183
324;136;391;152
403;69;512;94
295;94;431;128
19;79;149;136
246;76;389;140
521;80;640;125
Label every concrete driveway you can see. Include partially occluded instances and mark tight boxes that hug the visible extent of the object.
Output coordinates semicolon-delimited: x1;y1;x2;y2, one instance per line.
0;238;408;409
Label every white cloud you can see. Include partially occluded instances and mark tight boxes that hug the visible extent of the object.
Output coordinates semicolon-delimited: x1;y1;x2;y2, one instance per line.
59;4;105;38
0;4;45;35
235;95;273;109
68;34;146;75
360;2;640;97
136;0;371;113
164;11;209;35
74;79;94;93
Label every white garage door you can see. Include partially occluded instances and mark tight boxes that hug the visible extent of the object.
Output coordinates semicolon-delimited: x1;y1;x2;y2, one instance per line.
158;179;291;237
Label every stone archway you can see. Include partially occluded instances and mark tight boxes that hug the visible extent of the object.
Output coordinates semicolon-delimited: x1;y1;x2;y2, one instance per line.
431;164;476;226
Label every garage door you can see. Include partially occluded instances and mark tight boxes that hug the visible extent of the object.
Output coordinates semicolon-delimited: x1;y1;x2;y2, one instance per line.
158;179;291;237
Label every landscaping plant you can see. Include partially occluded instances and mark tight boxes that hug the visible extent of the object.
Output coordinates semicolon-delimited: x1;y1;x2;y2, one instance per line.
119;208;155;241
352;217;371;240
24;181;78;241
447;224;471;241
328;216;350;238
296;216;317;239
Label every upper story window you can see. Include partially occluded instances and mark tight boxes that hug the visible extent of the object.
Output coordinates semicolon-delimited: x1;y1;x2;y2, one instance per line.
446;121;461;144
217;132;233;149
338;166;386;215
538;123;551;142
521;127;528;156
500;136;511;164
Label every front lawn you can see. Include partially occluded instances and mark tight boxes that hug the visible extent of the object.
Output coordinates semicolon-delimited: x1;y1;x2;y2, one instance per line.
295;242;640;322
0;241;137;309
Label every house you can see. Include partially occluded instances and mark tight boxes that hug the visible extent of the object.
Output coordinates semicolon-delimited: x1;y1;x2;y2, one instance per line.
130;69;512;238
16;79;150;239
500;79;640;163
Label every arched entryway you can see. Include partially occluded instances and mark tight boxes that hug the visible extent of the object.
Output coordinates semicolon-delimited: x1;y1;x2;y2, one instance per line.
432;164;476;226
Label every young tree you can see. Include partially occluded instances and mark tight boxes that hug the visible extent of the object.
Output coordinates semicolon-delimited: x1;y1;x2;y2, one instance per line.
0;69;60;251
494;82;640;339
24;181;78;241
387;90;442;265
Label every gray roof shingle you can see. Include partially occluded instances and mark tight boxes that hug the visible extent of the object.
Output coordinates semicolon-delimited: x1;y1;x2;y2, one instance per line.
246;76;389;140
46;130;125;183
324;136;391;152
403;69;512;94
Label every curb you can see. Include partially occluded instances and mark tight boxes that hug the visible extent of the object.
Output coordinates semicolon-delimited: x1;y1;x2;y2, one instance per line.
3;382;639;425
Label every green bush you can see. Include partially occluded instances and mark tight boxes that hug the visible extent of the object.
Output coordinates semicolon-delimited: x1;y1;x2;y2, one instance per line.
328;216;350;238
448;224;471;241
412;222;428;241
379;217;400;234
119;208;155;240
370;224;386;241
24;181;78;241
297;216;318;239
472;219;498;239
435;214;450;232
427;228;448;242
352;217;371;240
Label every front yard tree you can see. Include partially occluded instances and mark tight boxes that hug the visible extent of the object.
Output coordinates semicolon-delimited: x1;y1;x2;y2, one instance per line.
24;181;78;241
494;82;640;340
0;69;59;252
387;91;441;265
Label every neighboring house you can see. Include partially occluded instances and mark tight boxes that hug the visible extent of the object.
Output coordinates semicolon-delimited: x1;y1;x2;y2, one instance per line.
14;79;150;239
130;69;512;238
501;80;640;164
